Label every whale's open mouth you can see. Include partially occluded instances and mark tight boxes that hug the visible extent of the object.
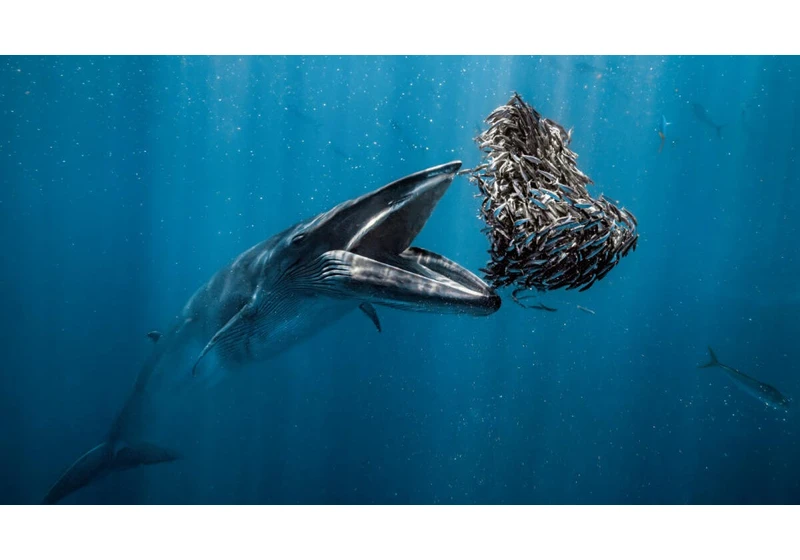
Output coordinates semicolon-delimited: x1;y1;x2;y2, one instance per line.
311;161;501;315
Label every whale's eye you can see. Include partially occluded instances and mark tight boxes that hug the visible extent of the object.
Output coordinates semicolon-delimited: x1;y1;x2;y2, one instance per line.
291;232;306;245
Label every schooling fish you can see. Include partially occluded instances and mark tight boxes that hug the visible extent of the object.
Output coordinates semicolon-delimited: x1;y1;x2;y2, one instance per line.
698;347;790;410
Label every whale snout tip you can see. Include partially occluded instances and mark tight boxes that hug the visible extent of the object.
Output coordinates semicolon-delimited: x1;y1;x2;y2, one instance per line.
428;160;462;178
487;292;502;313
443;161;462;176
473;291;502;315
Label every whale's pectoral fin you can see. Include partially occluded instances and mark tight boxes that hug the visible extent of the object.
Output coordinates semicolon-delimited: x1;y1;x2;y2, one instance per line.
192;300;258;377
314;250;500;316
359;303;382;333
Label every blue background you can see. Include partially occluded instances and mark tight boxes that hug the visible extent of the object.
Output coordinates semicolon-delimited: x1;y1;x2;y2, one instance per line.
1;55;798;504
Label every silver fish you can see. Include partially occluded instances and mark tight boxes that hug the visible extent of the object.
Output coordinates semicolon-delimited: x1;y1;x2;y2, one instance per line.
698;347;790;410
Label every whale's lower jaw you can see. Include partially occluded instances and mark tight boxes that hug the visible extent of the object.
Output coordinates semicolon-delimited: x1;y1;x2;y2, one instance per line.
305;248;500;316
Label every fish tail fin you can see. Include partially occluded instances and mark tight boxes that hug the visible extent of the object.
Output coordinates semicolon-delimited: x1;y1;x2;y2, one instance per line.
698;346;721;369
42;440;180;504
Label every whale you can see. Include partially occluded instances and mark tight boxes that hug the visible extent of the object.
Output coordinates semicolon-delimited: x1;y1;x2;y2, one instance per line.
42;160;501;504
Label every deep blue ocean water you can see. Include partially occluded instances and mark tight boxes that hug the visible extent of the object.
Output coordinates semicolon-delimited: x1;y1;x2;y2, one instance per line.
1;55;798;504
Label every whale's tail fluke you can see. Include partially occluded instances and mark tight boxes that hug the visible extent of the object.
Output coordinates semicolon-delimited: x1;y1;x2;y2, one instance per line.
42;440;180;505
698;346;721;369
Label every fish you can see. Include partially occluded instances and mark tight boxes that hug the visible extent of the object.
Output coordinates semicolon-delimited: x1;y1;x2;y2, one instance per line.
538;170;557;182
41;161;501;505
521;300;558;312
585;245;605;261
578;275;597;292
658;115;671;153
691;103;727;138
522;232;538;247
591;231;611;246
576;305;596;315
699;347;790;410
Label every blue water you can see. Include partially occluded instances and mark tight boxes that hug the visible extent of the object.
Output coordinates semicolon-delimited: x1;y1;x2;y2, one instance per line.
1;55;798;504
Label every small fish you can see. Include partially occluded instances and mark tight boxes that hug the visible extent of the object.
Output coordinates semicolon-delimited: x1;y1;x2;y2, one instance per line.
576;305;596;315
554;221;579;233
527;302;558;312
592;231;611;246
699;347;790;410
558;183;577;196
538;170;556;182
594;261;615;281
526;258;549;266
578;275;597;292
552;240;576;254
522;232;538;247
544;236;563;248
657;115;671;153
585;244;605;260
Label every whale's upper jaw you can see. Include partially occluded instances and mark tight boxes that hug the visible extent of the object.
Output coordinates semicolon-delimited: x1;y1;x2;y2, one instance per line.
341;160;464;258
288;160;465;259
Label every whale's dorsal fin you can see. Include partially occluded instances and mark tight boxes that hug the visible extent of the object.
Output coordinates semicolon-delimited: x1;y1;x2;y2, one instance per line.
146;331;162;343
359;303;382;333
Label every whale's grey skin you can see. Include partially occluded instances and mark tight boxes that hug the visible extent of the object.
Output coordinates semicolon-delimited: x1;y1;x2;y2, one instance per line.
43;161;500;504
